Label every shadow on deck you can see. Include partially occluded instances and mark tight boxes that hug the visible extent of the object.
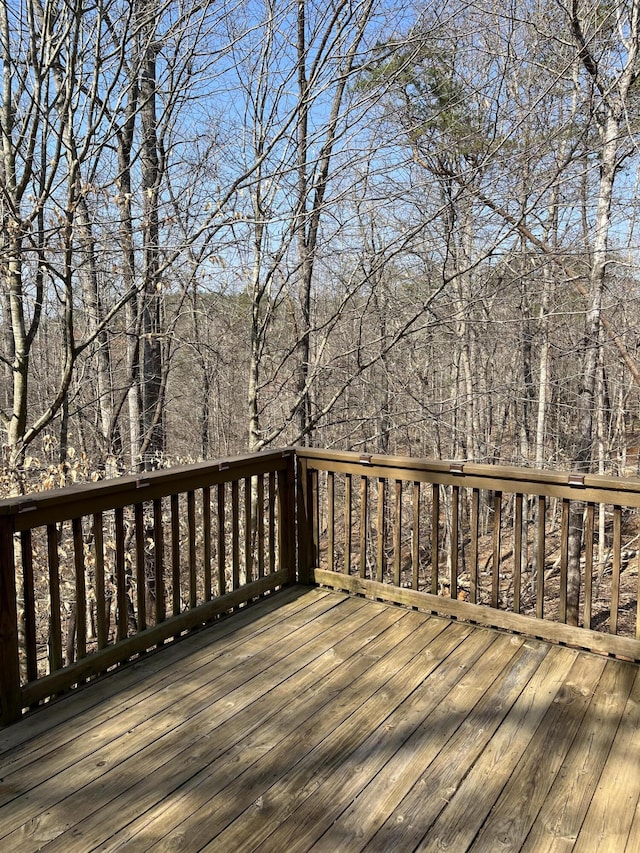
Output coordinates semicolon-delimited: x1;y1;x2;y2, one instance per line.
1;585;639;852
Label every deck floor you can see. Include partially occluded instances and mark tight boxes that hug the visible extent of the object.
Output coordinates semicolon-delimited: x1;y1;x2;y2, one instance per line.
1;586;639;852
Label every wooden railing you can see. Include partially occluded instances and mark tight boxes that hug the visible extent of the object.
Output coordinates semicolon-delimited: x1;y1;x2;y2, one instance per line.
0;450;296;725
2;445;640;724
296;448;640;662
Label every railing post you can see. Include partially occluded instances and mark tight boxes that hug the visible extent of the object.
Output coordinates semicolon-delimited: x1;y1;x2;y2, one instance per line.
278;452;297;584
296;454;314;585
0;514;21;724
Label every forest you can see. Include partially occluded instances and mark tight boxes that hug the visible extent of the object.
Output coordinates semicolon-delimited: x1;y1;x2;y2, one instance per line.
3;0;640;493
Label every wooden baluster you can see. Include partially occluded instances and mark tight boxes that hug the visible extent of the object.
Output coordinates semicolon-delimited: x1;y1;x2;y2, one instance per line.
359;476;367;579
470;488;479;603
412;482;420;590
72;517;87;659
536;496;546;619
560;499;569;623
431;484;439;596
277;457;297;583
492;492;502;609
584;503;594;630
311;470;319;575
232;479;240;590
327;472;335;573
611;505;621;635
393;480;402;588
188;490;197;608
257;475;265;580
153;498;165;624
134;505;146;632
47;523;63;672
344;474;352;575
21;530;38;682
171;494;181;616
451;484;459;601
203;487;212;601
269;472;276;576
115;508;127;641
244;477;253;585
296;460;313;584
377;478;386;583
94;512;108;646
217;484;226;596
0;515;20;723
514;493;523;614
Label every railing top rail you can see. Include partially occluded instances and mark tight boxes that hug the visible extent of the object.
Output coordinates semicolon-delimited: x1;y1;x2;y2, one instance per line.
4;443;640;529
295;447;640;505
0;448;294;530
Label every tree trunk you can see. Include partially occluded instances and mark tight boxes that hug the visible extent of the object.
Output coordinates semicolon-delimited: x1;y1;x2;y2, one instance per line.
139;2;165;468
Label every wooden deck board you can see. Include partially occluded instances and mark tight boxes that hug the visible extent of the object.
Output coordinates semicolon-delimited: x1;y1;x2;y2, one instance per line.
322;637;550;853
53;600;422;852
0;584;328;762
217;622;492;853
0;590;347;822
520;659;637;853
416;642;579;852
0;587;638;852
573;665;640;852
1;590;375;849
104;611;459;852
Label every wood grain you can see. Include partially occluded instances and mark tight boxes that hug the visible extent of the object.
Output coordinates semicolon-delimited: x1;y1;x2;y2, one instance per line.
0;588;637;853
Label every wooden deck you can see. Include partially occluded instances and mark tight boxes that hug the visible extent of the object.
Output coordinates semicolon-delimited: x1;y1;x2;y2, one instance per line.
1;586;639;852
